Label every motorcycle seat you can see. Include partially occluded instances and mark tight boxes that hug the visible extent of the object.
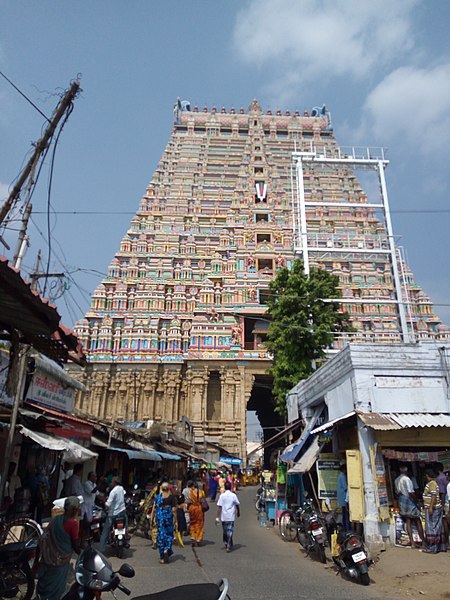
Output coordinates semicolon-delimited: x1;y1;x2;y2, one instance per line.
133;583;221;600
0;541;27;559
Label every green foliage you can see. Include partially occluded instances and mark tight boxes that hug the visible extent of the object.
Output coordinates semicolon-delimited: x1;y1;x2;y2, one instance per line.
265;259;352;415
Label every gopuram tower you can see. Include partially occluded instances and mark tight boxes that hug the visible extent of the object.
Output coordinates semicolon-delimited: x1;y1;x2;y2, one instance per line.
73;99;450;459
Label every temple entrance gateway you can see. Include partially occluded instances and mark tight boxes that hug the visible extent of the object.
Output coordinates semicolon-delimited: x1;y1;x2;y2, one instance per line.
69;99;448;460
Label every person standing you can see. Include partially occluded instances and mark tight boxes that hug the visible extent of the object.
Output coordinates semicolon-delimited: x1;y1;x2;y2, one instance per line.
62;464;84;498
188;481;206;547
209;471;218;502
423;468;447;553
216;481;240;552
394;465;424;547
36;496;81;600
337;463;350;532
154;482;177;564
99;477;127;553
435;462;448;542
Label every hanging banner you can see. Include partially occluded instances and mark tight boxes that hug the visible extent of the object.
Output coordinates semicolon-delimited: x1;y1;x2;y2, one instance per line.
316;458;340;499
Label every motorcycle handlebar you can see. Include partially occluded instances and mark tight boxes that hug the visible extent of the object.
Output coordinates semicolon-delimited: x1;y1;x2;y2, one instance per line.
118;583;131;596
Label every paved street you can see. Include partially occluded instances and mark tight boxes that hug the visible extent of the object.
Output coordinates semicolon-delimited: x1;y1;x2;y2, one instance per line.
104;487;393;600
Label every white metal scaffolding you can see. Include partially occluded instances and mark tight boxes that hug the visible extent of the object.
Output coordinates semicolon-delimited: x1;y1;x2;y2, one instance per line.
292;146;411;343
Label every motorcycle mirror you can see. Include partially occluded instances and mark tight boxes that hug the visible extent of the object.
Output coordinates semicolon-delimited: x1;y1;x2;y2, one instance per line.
118;564;135;578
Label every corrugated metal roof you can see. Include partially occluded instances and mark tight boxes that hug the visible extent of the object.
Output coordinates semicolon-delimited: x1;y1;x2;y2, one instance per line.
310;411;355;435
358;412;450;430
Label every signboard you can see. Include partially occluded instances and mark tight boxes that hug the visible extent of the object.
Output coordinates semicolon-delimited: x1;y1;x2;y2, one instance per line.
375;451;388;508
316;458;340;499
45;417;93;446
219;456;242;465
26;369;75;413
0;351;14;406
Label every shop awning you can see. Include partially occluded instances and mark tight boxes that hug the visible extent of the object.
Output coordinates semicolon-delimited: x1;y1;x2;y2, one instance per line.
310;411;356;435
110;447;161;462
61;439;98;463
251;418;302;454
280;407;323;463
19;426;67;451
287;437;322;474
18;425;98;462
358;412;450;430
156;451;182;461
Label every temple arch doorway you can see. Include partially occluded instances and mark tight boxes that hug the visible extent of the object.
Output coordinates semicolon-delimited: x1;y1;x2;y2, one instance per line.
246;374;283;467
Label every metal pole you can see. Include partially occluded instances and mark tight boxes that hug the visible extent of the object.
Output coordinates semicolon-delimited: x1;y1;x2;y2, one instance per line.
0;342;28;508
378;161;410;342
296;158;310;274
0;80;80;226
13;204;32;266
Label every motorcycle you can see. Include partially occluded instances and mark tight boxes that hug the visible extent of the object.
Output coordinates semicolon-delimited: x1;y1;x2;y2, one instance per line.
88;505;105;543
255;486;265;512
296;499;327;564
0;539;37;600
329;517;371;586
125;487;142;533
61;546;230;600
107;513;129;558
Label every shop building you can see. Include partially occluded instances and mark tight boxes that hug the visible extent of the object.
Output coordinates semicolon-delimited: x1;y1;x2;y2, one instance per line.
286;342;450;550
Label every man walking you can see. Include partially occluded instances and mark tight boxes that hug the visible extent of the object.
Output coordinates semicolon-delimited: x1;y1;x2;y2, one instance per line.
216;481;240;552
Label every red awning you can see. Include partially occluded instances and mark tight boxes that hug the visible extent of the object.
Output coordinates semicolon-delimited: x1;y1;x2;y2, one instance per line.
0;256;85;365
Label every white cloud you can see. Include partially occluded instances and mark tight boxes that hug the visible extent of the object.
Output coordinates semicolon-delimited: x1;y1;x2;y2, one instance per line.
233;0;418;91
361;64;450;155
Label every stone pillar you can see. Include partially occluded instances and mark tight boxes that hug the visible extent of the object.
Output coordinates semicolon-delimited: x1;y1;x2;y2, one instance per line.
357;417;385;553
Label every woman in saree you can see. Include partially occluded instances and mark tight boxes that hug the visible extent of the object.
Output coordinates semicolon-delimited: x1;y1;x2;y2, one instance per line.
423;468;448;553
188;481;206;546
36;496;81;600
154;482;177;564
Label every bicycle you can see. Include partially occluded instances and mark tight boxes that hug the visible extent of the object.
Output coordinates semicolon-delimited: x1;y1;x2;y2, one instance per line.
278;504;304;542
0;512;43;575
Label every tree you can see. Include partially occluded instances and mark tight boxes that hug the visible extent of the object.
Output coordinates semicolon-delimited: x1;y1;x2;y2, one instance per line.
265;259;352;415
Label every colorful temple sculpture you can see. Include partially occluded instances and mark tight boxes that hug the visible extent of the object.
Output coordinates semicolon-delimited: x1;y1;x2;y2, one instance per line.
71;99;450;459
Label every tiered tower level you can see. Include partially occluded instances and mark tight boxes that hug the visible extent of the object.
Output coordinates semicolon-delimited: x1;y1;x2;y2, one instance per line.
73;100;450;458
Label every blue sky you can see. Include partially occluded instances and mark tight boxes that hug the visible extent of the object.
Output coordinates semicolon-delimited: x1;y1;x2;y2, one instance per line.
1;0;450;332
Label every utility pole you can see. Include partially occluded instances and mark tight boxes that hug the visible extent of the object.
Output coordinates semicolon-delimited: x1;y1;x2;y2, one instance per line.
0;79;80;227
13;203;32;269
0;79;80;510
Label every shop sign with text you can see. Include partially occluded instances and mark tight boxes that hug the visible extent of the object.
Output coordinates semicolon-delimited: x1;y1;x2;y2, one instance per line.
26;369;74;413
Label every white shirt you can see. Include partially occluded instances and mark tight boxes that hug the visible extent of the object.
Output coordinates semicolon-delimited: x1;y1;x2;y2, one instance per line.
106;485;126;516
395;474;414;497
217;490;240;522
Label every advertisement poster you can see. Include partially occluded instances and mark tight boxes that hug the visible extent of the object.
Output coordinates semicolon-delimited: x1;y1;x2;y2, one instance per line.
316;458;340;499
375;452;389;508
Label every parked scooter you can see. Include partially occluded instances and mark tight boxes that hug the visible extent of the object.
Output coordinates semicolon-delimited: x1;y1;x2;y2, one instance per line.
329;516;371;586
296;499;327;563
61;546;230;600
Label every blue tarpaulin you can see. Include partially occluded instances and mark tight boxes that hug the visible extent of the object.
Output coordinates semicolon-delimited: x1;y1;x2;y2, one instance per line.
111;447;161;461
280;406;323;463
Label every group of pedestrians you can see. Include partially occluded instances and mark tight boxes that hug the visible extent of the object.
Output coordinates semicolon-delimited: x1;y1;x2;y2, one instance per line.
150;474;240;565
395;463;449;553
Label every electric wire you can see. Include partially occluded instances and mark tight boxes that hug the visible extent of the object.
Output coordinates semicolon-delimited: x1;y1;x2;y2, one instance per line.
0;70;51;123
31;208;450;215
